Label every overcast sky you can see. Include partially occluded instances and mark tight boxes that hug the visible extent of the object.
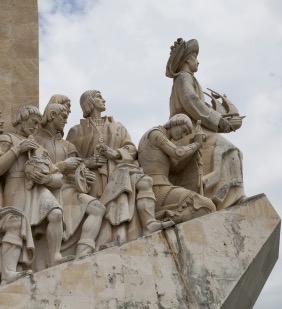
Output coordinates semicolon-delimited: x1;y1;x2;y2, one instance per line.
38;1;282;307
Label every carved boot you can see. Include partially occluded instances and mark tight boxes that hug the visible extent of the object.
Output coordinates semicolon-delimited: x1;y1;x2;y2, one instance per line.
137;197;174;236
75;239;96;258
50;254;75;267
1;241;32;285
136;175;174;236
47;209;75;267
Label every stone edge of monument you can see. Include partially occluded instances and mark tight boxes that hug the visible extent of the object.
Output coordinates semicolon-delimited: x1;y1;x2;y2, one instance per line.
0;193;279;309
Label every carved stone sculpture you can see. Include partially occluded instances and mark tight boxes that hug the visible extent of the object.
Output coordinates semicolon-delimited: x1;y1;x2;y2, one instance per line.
35;103;106;258
0;207;34;285
166;38;246;209
0;106;73;270
0;112;4;136
0;112;4;207
67;90;173;246
138;114;216;223
67;90;137;199
47;94;71;115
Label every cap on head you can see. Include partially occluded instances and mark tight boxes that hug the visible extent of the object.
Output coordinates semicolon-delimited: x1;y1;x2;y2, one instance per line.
166;38;199;78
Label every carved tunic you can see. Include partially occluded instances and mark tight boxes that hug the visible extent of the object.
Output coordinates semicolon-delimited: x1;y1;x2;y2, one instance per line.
67;117;153;246
170;72;221;131
67;116;136;198
35;128;97;240
0;133;62;226
0;207;34;265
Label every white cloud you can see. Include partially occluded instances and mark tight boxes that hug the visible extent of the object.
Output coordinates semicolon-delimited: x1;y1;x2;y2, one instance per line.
38;1;282;307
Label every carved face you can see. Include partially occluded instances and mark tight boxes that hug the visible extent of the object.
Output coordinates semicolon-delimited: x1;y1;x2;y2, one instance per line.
62;100;71;114
92;92;106;112
186;53;199;73
20;115;41;137
170;124;191;141
52;110;68;132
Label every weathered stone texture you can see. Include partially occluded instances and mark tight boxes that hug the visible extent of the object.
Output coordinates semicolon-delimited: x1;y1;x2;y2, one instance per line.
0;0;38;131
0;194;279;308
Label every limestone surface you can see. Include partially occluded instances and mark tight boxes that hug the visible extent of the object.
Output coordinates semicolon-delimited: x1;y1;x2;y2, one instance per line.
0;0;38;132
0;194;279;309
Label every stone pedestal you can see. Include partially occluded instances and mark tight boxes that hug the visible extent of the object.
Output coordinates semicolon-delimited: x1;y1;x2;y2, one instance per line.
0;194;279;308
0;0;38;131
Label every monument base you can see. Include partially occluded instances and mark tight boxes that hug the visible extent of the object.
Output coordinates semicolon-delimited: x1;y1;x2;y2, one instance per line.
0;194;279;308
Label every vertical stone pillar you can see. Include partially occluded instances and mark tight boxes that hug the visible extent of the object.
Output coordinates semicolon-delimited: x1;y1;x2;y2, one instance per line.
0;0;38;132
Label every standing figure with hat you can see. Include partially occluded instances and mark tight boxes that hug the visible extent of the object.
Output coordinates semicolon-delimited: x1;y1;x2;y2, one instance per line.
166;38;246;209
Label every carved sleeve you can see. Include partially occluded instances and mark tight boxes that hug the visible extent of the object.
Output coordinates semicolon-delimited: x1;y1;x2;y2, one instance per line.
0;135;19;176
174;73;221;131
55;141;78;174
66;125;79;145
115;122;137;162
148;130;200;160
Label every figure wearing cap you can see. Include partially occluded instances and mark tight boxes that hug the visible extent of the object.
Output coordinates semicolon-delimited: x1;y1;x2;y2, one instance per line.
166;38;233;132
166;38;246;210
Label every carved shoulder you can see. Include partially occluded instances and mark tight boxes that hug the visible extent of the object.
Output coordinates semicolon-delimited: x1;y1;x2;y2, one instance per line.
66;125;80;141
0;134;13;155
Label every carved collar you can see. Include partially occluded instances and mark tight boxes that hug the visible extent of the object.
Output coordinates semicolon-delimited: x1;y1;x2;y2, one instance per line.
37;127;63;140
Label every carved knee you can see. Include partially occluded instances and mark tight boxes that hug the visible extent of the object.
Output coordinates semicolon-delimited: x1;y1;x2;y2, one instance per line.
86;200;106;217
136;176;156;200
48;209;62;223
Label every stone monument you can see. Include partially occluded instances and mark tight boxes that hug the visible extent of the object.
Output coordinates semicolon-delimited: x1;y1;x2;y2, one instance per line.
0;6;280;309
0;0;38;132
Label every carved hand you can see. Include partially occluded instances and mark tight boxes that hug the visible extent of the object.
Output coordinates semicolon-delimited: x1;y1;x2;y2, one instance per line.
17;139;39;153
84;170;96;185
218;118;235;133
99;144;120;160
193;133;205;147
85;156;107;169
28;170;52;185
63;157;82;171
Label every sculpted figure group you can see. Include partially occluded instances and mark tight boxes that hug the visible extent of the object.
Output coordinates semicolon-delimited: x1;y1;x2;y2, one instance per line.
0;38;246;285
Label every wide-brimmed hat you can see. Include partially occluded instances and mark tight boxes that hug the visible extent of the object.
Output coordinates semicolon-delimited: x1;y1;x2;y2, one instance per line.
166;38;199;78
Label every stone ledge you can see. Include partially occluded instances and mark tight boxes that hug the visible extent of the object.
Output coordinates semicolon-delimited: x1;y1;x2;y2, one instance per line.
0;194;280;309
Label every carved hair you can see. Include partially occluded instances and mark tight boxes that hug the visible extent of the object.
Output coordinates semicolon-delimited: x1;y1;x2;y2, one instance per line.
163;113;193;131
47;94;70;106
47;94;71;114
80;90;101;118
41;103;67;127
12;105;42;128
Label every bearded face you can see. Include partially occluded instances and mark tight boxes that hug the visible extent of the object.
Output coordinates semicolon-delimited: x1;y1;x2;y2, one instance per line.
20;116;41;137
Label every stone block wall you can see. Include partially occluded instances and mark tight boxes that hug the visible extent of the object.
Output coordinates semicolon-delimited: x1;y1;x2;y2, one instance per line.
0;0;38;131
